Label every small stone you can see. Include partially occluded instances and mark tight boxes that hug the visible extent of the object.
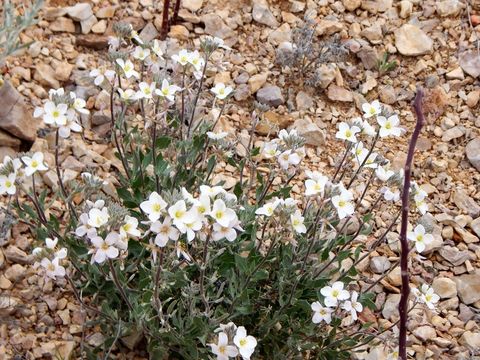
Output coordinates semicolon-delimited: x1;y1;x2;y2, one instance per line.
441;126;465;142
140;22;159;43
357;47;378;70
361;23;383;44
395;24;433;56
34;63;60;89
183;0;203;12
370;256;391;273
295;91;313;110
0;129;21;148
459;51;480;78
470;217;480;238
252;2;279;28
327;85;353;102
54;62;74;82
446;67;464;80
399;0;413;18
201;14;235;39
256;85;284;107
96;5;118;19
4;264;26;282
4;246;31;265
343;0;361;11
67;3;93;21
466;138;480;172
233;84;250;101
432;277;457;299
361;0;393;13
255;111;294;135
292;118;325;146
460;331;480;349
466;90;480;108
76;34;109;50
379;85;396;104
80;15;98;34
382;293;400;320
0;275;12;289
248;73;268;93
413;326;436;342
314;64;337;88
436;0;462;16
387;266;402;286
439;245;469;266
87;332;105;347
454;273;480;305
91;19;107;34
453;190;480;218
169;25;189;40
268;23;291;45
49;17;76;33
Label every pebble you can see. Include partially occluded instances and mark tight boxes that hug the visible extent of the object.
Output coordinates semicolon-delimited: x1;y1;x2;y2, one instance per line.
256;85;284;107
292;118;325;146
96;5;118;19
460;331;480;349
49;17;76;33
327;85;353;102
436;0;462;16
413;326;436;342
67;3;93;21
459;51;480;78
295;91;313;111
399;0;413;18
252;2;279;28
34;63;60;89
91;19;107;34
395;24;433;56
454;273;480;304
183;0;203;12
465;138;480;172
445;67;464;80
432;277;457;299
453;190;480;218
441;126;464;142
343;0;361;11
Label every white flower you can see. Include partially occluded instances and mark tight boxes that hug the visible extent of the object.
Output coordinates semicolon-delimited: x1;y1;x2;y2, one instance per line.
362;100;382;118
151;39;163;57
207;131;228;140
87;207;110;228
407;224;433;253
331;189;355;220
116;59;139;79
0;173;16;195
58;116;82;139
151;217;179;247
75;213;97;238
212;222;238;242
56;247;67;259
381;187;400;202
89;233;120;264
359;118;376;137
188;50;205;71
351;141;367;163
41;257;65;279
320;281;350;307
130;28;143;44
278;129;297;143
341;291;363;321
199;185;225;198
168;200;189;226
305;170;329;196
41;101;68;126
415;199;428;215
70;93;89;114
336;122;361;143
414;284;440;310
209;332;238;360
118;88;138;102
278;149;301;170
89;68;115;86
176;215;203;242
375;165;394;182
233;327;257;360
192;194;211;220
22;152;48;177
120;215;141;239
175;241;192;262
377;115;402;138
211;83;233;100
45;237;58;249
172;49;191;66
141;192;168;222
255;199;281;217
132;46;150;61
210;199;237;227
291;210;306;234
262;141;280;159
156;79;181;102
137;81;156;99
311;302;333;324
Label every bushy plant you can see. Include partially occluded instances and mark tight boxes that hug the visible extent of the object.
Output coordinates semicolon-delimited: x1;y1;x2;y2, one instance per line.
1;24;439;359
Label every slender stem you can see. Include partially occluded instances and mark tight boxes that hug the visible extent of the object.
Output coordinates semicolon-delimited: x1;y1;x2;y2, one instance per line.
108;260;134;312
187;56;209;138
31;174;47;223
152;123;160;193
332;142;352;182
153;248;165;320
180;70;186;140
398;88;425;360
160;0;171;40
199;234;211;314
346;131;380;189
54;129;77;220
172;0;181;24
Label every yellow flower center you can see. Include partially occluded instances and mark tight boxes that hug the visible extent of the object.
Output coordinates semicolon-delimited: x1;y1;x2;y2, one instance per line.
174;210;184;219
31;160;39;168
332;290;339;297
153;203;162;213
239;339;247;347
101;243;109;250
215;211;224;219
219;345;226;354
47;263;55;271
416;235;423;242
5;180;12;187
345;130;352;138
385;122;392;129
53;111;60;118
162;88;169;95
123;224;131;232
338;200;346;208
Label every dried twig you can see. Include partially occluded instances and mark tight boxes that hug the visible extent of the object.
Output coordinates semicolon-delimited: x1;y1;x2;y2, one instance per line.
398;88;425;360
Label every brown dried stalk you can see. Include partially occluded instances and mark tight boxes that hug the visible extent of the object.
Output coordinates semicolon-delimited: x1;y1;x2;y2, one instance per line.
160;0;171;40
398;88;425;360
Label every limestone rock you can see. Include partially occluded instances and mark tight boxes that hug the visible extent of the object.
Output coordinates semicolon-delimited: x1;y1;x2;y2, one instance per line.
413;326;436;342
34;63;60;89
460;331;480;349
292;118;326;146
432;277;457;299
248;73;268;93
256;85;284;107
80;15;98;34
395;24;433;56
466;138;480;172
67;3;93;21
453;190;480;218
201;14;235;39
295;91;313;110
327;85;353;102
436;0;462;17
361;0;393;13
140;22;159;43
96;5;118;19
0;81;37;142
252;2;279;28
343;0;361;11
454;273;480;304
49;17;76;33
183;0;203;12
255;111;293;135
459;51;480;78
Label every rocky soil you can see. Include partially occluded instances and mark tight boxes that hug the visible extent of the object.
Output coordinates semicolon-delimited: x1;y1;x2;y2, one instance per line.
0;0;479;358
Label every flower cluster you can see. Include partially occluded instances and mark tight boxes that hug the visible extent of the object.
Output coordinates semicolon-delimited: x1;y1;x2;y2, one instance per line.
256;197;306;234
262;129;305;171
412;284;440;310
32;237;67;280
209;323;257;360
311;281;363;324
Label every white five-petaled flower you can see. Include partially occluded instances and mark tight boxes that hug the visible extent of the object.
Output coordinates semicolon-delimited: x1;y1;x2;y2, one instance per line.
290;210;306;234
118;88;138;102
407;224;433;253
45;237;58;249
262;141;280;159
200;185;225;198
89;68;115;86
207;131;228;140
168;200;189;226
305;170;329;196
58;115;82;139
255;199;281;217
150;217;180;247
116;59;139;79
132;46;151;61
233;326;257;360
41;101;68;126
0;173;16;195
311;301;333;324
188;50;205;71
151;39;163;57
176;216;203;242
209;332;239;360
362;100;382;118
381;187;400;202
70;93;89;115
172;49;191;66
75;213;97;239
22;152;48;176
156;79;181;102
341;291;363;321
89;232;120;264
336;122;361;143
120;215;141;239
211;83;233;100
320;281;350;307
40;257;66;279
377;114;402;138
87;207;110;228
375;165;395;182
141;192;168;222
414;284;440;310
331;189;355;220
212;222;238;242
137;82;156;99
210;199;237;227
278;149;301;170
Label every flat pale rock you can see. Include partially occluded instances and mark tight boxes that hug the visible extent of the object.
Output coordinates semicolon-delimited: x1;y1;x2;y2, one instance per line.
252;2;279;28
34;63;60;89
327;85;353;102
49;17;76;33
454;273;480;305
67;3;93;21
395;24;433;56
182;0;203;12
453;189;480;218
459;51;480;78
